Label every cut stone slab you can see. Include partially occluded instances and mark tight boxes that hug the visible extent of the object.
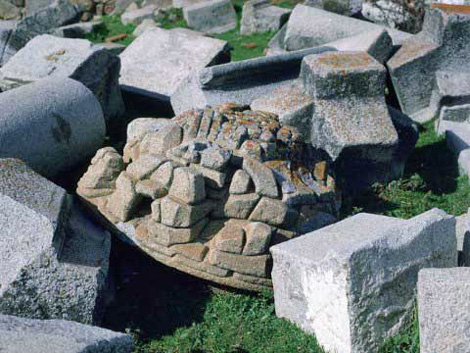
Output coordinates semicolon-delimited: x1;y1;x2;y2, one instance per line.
387;6;470;122
325;28;394;64
271;209;457;353
120;27;231;101
171;45;334;115
1;0;81;65
121;4;156;25
0;314;133;353
240;0;291;35
0;77;105;178
183;0;237;34
302;51;405;192
0;159;113;325
283;5;411;52
418;268;470;353
0;35;125;130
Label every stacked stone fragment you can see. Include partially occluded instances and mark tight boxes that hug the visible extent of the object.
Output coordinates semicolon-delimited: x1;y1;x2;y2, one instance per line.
77;104;340;291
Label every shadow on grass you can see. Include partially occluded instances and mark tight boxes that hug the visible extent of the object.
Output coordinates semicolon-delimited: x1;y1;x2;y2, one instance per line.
342;124;461;218
102;238;212;342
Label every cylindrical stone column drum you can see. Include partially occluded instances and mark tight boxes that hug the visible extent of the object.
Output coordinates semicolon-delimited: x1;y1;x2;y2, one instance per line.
0;77;105;177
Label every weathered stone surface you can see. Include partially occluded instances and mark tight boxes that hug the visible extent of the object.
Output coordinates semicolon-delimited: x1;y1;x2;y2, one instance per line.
95;42;126;55
418;268;470;353
0;0;20;19
183;0;236;34
229;169;253;194
243;158;279;198
361;0;425;33
222;193;260;219
0;314;134;353
3;0;81;64
169;167;206;204
140;123;183;156
208;250;269;277
170;46;334;115
0;35;125;129
213;221;246;254
283;5;411;52
240;0;291;35
25;0;54;15
249;197;295;227
303;0;362;15
302;51;409;193
160;196;213;227
243;222;272;255
271;209;456;353
121;4;156;25
78;106;339;291
388;6;470;122
325;28;394;64
133;18;158;36
0;77;105;178
120;27;230;100
0;159;113;325
250;82;314;141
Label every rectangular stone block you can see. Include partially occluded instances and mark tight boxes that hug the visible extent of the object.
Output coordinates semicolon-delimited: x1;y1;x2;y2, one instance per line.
284;4;411;52
418;268;470;353
120;27;230;100
183;0;237;34
170;46;335;115
271;209;456;353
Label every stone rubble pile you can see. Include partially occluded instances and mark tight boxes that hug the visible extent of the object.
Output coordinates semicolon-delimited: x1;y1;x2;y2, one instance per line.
1;1;470;351
77;104;340;291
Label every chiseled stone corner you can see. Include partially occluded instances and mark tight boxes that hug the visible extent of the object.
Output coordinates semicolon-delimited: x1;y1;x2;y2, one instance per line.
271;208;456;353
418;268;470;353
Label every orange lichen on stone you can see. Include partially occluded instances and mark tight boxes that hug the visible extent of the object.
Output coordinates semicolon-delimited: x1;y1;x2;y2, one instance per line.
388;40;440;67
430;3;470;15
316;51;377;69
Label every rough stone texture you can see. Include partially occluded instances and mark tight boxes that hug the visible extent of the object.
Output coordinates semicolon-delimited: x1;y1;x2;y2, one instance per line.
183;0;236;34
25;0;54;15
78;105;340;291
0;0;21;20
250;82;313;142
302;51;412;193
171;46;334;115
0;77;105;178
240;0;291;35
283;5;411;52
0;35;124;130
326;28;394;64
1;0;81;65
271;209;457;353
173;0;206;8
121;4;156;25
303;0;362;15
133;18;157;36
418;268;470;353
0;314;133;353
361;0;425;33
388;5;470;122
0;159;113;325
120;27;230;101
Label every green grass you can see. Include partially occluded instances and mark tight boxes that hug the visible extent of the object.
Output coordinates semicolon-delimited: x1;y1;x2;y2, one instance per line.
85;15;137;45
342;121;470;220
